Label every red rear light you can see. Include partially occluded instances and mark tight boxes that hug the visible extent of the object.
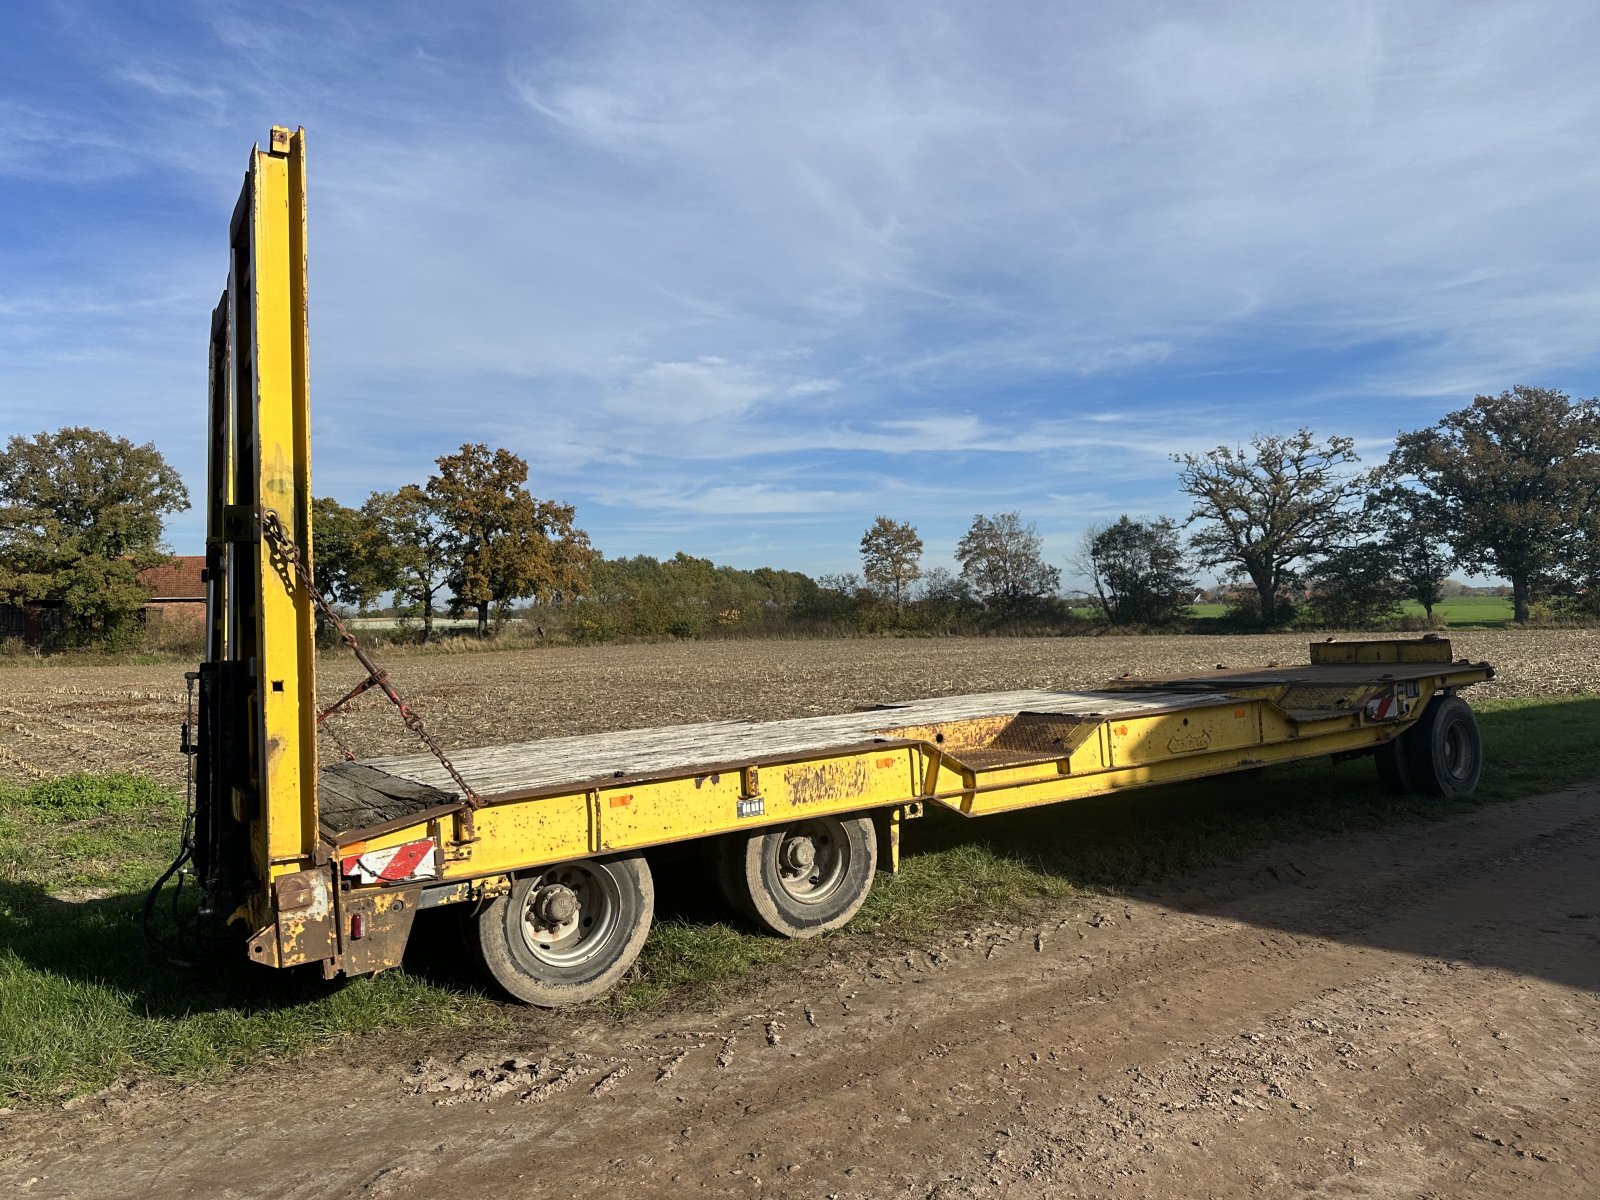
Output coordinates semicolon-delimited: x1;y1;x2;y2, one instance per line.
350;912;366;941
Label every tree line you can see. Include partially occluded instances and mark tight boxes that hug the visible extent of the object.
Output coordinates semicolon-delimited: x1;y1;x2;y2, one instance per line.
832;385;1600;630
1159;385;1599;627
313;442;593;640
3;386;1597;649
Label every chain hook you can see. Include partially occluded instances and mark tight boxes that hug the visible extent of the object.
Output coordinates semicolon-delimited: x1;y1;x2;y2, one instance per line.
259;507;480;818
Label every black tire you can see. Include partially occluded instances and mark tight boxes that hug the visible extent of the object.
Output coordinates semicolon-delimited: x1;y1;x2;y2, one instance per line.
714;834;757;923
473;853;653;1006
720;814;877;938
1373;736;1412;794
1402;695;1483;799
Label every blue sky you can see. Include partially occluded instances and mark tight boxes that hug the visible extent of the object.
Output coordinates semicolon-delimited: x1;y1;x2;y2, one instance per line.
4;2;1598;587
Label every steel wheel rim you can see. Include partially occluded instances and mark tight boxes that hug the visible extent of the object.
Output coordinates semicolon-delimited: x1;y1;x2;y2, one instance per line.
772;818;849;905
518;862;621;967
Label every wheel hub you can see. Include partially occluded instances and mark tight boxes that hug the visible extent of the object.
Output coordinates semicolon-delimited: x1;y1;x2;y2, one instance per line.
516;863;627;968
532;883;580;928
782;836;817;873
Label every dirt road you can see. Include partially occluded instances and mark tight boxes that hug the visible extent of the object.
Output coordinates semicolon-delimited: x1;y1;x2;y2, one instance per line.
7;780;1597;1199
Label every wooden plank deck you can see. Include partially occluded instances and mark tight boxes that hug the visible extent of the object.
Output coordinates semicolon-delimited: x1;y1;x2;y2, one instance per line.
318;761;459;841
359;686;1222;802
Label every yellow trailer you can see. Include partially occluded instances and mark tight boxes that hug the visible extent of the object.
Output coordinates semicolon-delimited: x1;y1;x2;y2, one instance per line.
171;128;1493;1006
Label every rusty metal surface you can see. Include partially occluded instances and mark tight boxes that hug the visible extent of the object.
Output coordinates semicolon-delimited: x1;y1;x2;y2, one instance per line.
786;758;873;806
247;866;337;968
339;884;422;976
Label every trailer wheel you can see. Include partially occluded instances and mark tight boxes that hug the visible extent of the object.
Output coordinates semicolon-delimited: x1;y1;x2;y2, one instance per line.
1402;695;1483;799
719;815;877;938
1373;736;1412;794
473;854;653;1006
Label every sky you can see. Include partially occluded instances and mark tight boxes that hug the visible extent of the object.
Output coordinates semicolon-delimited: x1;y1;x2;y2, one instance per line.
3;1;1599;588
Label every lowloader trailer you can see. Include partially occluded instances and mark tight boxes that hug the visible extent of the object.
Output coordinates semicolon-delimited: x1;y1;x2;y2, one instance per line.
163;127;1494;1006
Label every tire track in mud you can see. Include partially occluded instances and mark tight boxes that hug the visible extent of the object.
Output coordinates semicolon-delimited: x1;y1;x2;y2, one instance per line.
8;785;1598;1200
503;805;1596;1199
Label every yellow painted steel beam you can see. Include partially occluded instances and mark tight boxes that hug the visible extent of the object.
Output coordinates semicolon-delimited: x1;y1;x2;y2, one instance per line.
234;127;319;922
259;127;318;873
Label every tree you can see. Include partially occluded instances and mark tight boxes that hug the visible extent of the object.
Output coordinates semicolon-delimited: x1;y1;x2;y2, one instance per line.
1174;429;1366;626
955;512;1060;607
1075;515;1194;626
1302;541;1405;628
310;497;394;627
364;485;450;641
903;566;978;632
1389;386;1600;623
0;427;189;646
859;516;923;612
1366;483;1452;622
427;443;595;637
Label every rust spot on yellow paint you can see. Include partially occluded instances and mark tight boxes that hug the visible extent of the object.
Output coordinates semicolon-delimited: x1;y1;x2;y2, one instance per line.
787;759;872;806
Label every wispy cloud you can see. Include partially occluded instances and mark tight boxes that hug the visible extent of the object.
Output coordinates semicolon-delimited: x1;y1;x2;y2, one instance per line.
3;1;1598;578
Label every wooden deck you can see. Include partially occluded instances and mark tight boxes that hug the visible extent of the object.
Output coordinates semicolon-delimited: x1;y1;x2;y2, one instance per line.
318;761;458;842
353;686;1219;808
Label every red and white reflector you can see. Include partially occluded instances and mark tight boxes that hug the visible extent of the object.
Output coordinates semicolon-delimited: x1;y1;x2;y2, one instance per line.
341;838;437;884
1364;693;1399;722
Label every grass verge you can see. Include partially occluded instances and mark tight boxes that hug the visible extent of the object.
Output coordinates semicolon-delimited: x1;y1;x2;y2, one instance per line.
0;774;496;1105
3;694;1597;1103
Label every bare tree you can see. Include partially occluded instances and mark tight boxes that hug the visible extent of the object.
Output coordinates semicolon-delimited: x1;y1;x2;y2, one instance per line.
1173;430;1366;625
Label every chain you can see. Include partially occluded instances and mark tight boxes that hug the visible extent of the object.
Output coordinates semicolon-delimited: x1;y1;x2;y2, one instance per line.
260;507;480;810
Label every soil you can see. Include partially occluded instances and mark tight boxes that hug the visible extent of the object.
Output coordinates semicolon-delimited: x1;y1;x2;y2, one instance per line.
2;629;1597;788
4;778;1597;1199
4;633;1597;1196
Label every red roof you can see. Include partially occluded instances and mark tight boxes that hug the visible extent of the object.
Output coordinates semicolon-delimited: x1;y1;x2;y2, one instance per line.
138;556;206;600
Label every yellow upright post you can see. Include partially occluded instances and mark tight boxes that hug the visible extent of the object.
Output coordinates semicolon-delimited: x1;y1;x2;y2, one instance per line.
208;126;319;928
250;127;319;897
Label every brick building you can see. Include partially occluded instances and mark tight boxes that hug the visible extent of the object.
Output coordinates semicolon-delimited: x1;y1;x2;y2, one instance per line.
136;555;206;634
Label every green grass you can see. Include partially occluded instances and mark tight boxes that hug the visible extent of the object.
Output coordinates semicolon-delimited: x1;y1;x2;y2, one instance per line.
1187;595;1514;627
1399;595;1514;626
0;774;496;1104
4;693;1598;1103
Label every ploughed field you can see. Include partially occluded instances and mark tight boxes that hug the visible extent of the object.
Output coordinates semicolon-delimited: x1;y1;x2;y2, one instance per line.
2;629;1597;788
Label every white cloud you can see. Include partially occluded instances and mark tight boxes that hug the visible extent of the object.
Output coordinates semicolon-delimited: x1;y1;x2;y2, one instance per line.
606;358;777;423
6;1;1600;575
